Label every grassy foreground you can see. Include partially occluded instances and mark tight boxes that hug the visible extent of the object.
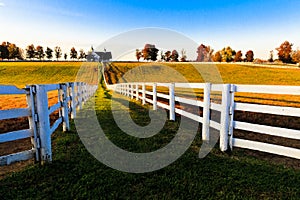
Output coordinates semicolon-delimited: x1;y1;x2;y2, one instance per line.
1;82;300;199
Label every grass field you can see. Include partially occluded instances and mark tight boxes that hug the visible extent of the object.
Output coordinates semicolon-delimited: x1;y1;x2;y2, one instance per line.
1;62;300;198
1;82;300;199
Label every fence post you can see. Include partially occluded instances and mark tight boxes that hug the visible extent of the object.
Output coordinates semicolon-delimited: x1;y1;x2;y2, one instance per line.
70;83;76;119
169;83;175;121
35;85;52;164
61;83;70;132
78;83;82;109
202;83;211;141
220;84;231;151
153;83;157;110
26;85;39;162
131;84;134;99
136;84;139;100
228;84;235;151
142;83;146;105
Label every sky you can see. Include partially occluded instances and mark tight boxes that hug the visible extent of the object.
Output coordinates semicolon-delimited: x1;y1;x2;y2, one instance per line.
0;0;300;60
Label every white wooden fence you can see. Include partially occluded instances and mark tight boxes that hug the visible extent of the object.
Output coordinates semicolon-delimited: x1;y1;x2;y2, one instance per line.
114;82;300;159
0;82;97;165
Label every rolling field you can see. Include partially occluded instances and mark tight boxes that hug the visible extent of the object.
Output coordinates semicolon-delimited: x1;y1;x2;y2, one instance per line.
1;62;300;198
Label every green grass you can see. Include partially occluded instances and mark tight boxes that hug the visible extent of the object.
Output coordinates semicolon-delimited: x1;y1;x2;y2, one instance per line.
1;82;300;199
0;62;82;88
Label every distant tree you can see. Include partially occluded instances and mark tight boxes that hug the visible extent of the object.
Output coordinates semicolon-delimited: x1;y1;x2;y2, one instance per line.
26;44;36;60
7;43;19;60
276;41;293;63
54;46;62;61
64;53;68;60
234;50;243;62
180;49;187;62
213;51;222;62
70;47;77;60
135;49;142;61
164;51;171;62
268;50;274;62
142;44;158;61
245;50;254;62
171;50;179;62
78;49;86;60
36;46;45;60
0;42;9;60
196;44;213;62
220;46;235;62
291;49;300;64
45;47;53;60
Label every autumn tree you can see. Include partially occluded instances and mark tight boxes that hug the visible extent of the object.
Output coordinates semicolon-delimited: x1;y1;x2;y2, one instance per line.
7;43;20;60
64;53;67;60
196;44;213;62
291;49;300;64
136;49;142;61
245;50;254;62
180;49;187;62
0;42;9;60
171;50;179;62
78;49;86;60
26;44;36;60
45;47;53;60
36;46;45;60
276;41;293;63
54;46;62;61
70;47;78;60
234;50;243;62
220;46;235;62
164;51;171;62
213;51;222;62
142;44;158;61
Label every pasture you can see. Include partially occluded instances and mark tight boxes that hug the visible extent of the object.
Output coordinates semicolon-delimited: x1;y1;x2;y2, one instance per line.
1;61;300;198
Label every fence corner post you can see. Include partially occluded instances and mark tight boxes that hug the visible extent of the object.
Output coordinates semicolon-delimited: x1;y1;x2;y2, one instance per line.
228;84;235;151
142;83;146;105
61;83;70;132
202;83;211;141
169;83;175;121
35;85;52;164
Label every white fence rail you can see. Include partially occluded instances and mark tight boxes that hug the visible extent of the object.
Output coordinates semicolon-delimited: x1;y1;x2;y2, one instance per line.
0;82;97;165
113;82;300;159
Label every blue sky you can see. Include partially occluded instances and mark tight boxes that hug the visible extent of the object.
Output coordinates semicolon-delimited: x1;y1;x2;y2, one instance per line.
0;0;300;60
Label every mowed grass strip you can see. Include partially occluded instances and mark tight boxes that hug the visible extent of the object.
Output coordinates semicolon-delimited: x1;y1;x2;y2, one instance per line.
1;83;300;199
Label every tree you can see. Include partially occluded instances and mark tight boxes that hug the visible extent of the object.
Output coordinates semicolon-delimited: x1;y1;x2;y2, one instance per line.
245;50;254;62
164;51;171;62
64;53;67;60
268;50;274;62
234;50;243;62
36;46;45;60
54;46;62;61
135;49;142;61
45;47;53;60
142;44;158;61
213;51;222;62
180;49;187;62
70;47;77;60
26;44;36;60
276;41;293;63
78;49;86;60
7;43;19;60
291;49;300;64
171;50;179;62
196;44;213;62
0;42;9;60
220;46;235;62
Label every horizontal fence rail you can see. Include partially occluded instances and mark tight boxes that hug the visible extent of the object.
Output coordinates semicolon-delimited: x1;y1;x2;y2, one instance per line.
112;82;300;160
0;82;97;165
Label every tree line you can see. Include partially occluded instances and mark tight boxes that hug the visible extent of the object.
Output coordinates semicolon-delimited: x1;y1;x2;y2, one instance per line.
135;41;300;64
0;42;93;61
